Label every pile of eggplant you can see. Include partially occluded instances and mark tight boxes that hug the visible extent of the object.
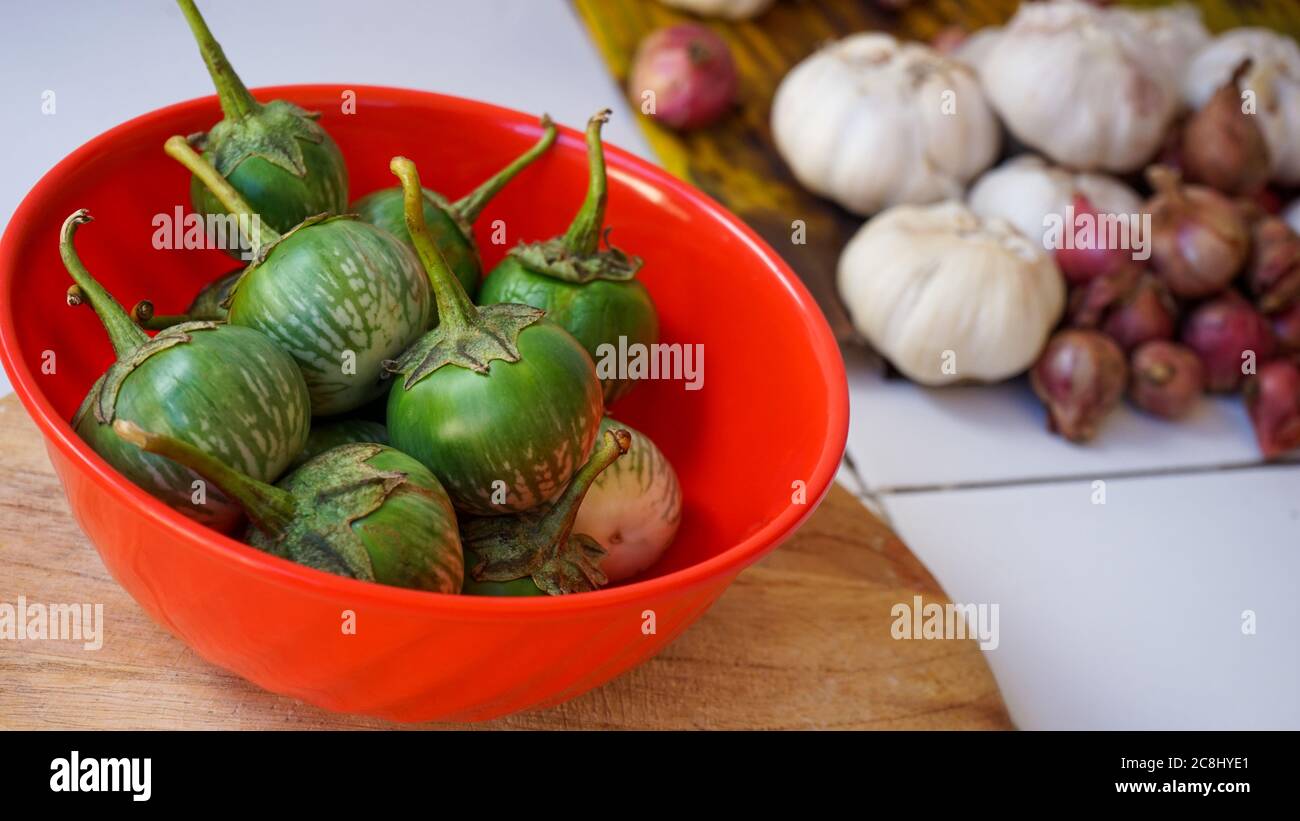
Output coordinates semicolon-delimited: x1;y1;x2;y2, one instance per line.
63;0;681;596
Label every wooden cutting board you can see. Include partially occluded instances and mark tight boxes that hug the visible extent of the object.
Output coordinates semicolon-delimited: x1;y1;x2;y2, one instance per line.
0;395;1010;729
572;0;1300;343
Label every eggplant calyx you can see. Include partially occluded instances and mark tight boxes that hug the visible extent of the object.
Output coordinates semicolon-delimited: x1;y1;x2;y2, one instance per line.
388;155;547;385
260;444;413;582
386;302;544;387
165;135;286;260
508;232;643;284
506;109;642;284
531;533;609;596
203;100;328;179
58;209;221;424
462;428;631;595
175;0;323;177
216;213;355;305
90;322;221;424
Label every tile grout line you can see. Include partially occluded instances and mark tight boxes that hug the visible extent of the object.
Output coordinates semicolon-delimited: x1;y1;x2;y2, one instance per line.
868;456;1300;498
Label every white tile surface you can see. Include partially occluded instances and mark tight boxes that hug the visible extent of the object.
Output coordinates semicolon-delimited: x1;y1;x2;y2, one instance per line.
0;0;647;400
883;465;1300;729
845;345;1282;493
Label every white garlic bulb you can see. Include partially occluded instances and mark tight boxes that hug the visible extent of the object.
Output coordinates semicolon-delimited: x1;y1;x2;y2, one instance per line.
951;26;1002;75
772;33;999;216
838;201;1065;386
968;155;1143;249
1285;200;1300;236
658;0;774;20
980;0;1180;173
1108;3;1209;87
1183;28;1300;185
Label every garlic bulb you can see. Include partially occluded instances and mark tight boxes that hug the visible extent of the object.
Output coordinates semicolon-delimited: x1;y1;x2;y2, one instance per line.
658;0;774;19
1183;28;1300;185
980;0;1180;173
1108;3;1209;87
1286;200;1300;236
838;201;1066;385
951;26;1002;74
772;33;999;216
968;155;1143;248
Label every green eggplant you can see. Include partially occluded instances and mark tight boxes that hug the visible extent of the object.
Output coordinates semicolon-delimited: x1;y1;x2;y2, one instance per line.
176;0;347;242
352;116;557;295
61;210;310;532
289;418;388;469
462;427;630;596
130;267;242;330
478;111;658;404
166;135;432;417
384;156;604;516
115;421;462;592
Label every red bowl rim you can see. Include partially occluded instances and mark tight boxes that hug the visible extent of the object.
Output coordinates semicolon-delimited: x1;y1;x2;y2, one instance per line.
0;84;849;617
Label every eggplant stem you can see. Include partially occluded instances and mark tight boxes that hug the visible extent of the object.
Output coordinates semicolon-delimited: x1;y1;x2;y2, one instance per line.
175;0;260;122
536;428;631;545
391;156;479;333
561;109;612;257
165;135;281;251
453;115;558;224
59;210;149;359
130;300;190;331
113;419;297;537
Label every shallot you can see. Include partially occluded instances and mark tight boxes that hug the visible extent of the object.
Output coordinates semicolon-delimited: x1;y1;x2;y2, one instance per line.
1181;292;1276;392
1128;340;1204;419
1182;60;1271;196
628;24;738;131
1101;274;1178;351
1146;166;1249;299
1030;329;1128;443
1244;360;1300;458
1246;215;1300;314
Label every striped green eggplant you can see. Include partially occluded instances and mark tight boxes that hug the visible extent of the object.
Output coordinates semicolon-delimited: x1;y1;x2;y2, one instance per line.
351;116;557;296
462;427;629;596
176;0;347;241
289;418;388;469
166;136;433;417
573;416;681;582
115;422;462;593
130;267;242;330
384;156;604;516
478;111;658;405
61;210;310;533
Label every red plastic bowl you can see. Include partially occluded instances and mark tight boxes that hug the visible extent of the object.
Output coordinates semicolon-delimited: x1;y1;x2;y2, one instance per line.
0;86;847;722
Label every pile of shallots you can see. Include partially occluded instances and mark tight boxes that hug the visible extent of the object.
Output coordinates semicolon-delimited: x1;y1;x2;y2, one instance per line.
782;0;1300;459
994;9;1300;458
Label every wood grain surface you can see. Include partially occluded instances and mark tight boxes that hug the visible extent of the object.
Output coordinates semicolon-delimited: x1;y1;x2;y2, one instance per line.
0;395;1010;729
572;0;1300;344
